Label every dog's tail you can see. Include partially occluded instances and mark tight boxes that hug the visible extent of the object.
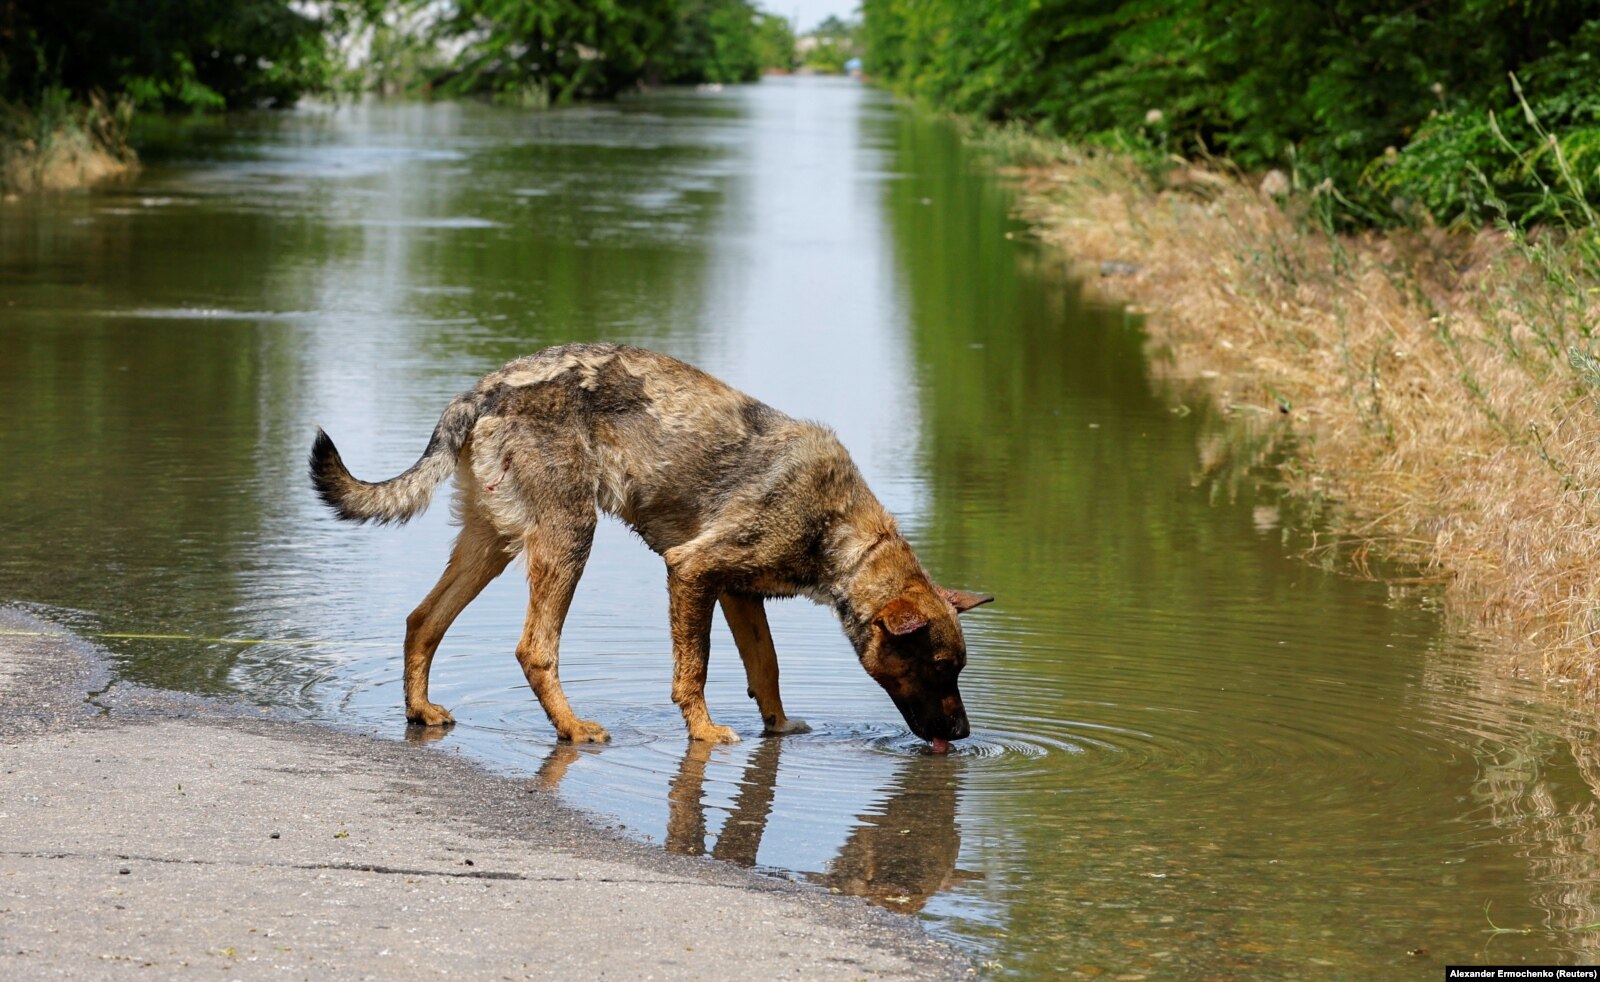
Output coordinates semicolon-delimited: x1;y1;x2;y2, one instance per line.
310;390;483;525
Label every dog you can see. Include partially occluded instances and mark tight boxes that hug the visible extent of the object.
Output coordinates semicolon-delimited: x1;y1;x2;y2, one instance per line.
309;343;991;748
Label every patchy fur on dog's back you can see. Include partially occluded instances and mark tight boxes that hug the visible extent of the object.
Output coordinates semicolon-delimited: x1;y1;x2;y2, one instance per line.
317;343;859;563
310;342;992;745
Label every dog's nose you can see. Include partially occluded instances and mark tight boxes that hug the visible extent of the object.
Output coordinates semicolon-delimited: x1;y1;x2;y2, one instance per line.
950;716;970;740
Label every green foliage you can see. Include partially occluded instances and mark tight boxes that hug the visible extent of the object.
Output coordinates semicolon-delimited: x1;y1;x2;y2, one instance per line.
434;0;781;98
327;1;446;97
799;15;858;75
0;0;789;122
800;39;852;75
862;0;1600;226
751;13;797;74
0;0;358;111
121;53;227;112
1379;25;1600;227
660;0;773;84
436;0;675;101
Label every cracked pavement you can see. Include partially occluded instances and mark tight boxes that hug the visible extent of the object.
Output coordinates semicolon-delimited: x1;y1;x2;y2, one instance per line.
0;609;968;980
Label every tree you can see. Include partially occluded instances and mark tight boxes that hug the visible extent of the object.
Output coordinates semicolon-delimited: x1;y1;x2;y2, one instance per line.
0;0;358;109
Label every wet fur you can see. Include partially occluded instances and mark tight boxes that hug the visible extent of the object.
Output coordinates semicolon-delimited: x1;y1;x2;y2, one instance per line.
310;343;990;744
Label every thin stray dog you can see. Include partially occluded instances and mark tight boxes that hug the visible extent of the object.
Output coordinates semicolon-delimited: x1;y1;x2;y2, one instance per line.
309;343;992;749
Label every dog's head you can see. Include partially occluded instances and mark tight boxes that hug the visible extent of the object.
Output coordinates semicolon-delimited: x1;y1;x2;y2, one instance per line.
862;584;992;744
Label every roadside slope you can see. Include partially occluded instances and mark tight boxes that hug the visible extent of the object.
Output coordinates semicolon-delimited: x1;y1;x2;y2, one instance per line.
994;138;1600;697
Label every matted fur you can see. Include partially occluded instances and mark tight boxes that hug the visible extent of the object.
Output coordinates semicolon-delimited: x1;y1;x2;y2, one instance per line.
311;343;992;744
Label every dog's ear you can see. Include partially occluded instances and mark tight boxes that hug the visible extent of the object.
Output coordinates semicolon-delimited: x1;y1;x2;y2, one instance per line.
875;596;931;636
935;586;994;614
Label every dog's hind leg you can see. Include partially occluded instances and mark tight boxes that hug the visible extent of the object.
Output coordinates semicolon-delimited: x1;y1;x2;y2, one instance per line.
515;510;608;743
404;509;515;727
719;593;811;736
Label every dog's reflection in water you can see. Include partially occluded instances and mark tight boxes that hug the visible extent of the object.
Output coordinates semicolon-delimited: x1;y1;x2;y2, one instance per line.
802;753;971;913
664;739;780;865
533;741;587;789
531;737;973;913
404;722;453;746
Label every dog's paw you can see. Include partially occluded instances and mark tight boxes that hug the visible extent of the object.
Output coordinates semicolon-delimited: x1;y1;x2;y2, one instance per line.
559;719;611;744
764;716;811;736
689;724;741;745
407;703;456;727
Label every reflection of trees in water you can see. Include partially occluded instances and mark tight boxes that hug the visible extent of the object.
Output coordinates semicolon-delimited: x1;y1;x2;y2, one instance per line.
395;98;744;369
1472;715;1600;951
1;99;748;704
0;195;283;694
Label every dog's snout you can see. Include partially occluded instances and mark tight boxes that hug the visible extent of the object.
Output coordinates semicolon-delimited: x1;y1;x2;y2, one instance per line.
940;693;969;741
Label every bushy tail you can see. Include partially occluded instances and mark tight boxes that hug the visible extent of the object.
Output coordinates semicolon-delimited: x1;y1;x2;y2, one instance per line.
309;391;482;525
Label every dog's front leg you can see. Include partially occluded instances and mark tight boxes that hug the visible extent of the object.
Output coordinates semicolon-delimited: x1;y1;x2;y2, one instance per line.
720;593;810;736
667;568;741;744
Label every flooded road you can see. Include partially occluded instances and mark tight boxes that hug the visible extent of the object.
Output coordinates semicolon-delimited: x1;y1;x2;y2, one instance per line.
3;79;1599;976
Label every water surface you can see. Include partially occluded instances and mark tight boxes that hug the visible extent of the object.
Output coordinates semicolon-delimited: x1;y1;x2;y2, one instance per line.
3;80;1599;976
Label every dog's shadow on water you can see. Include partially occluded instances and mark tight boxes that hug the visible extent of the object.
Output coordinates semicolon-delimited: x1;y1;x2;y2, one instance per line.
531;736;976;913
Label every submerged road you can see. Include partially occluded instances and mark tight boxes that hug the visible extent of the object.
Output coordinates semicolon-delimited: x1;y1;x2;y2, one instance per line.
0;608;967;980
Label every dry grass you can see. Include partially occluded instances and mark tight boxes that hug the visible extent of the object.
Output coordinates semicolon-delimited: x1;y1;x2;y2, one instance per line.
1;92;136;196
991;135;1600;698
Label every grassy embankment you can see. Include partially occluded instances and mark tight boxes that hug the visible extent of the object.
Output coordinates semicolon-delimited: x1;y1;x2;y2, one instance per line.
969;122;1600;698
0;91;136;195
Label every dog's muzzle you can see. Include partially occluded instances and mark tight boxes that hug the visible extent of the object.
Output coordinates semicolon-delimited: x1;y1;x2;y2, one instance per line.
896;695;970;743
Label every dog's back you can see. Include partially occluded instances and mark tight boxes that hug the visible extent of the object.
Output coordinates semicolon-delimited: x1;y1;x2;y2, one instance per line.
471;345;879;582
315;343;880;578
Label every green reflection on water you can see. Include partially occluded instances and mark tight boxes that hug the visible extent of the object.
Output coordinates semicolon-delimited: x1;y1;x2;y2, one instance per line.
877;109;1600;975
0;98;740;697
0;315;275;693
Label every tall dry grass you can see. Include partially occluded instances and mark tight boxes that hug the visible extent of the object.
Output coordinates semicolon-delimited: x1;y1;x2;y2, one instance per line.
986;130;1600;698
1;90;136;195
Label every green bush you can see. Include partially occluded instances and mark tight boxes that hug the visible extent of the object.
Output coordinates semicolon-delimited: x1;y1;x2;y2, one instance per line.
660;1;788;84
862;0;1600;227
0;1;794;117
0;0;350;111
752;13;797;74
1379;26;1600;227
436;0;789;99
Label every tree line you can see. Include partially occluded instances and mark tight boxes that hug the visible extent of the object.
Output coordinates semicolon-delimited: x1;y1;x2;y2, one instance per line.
861;0;1600;226
0;0;796;113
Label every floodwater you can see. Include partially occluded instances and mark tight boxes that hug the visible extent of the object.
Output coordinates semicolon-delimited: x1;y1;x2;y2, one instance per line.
4;79;1600;976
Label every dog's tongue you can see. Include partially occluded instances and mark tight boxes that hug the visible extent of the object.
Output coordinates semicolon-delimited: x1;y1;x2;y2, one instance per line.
929;737;951;754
